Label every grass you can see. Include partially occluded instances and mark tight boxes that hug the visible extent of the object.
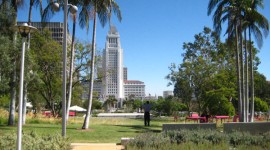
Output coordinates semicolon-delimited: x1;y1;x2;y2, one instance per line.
0;117;170;143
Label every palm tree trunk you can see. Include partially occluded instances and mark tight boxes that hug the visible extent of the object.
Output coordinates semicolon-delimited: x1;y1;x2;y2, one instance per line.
239;19;246;122
249;27;254;122
8;8;18;126
66;17;76;122
22;83;27;124
82;7;97;129
8;64;16;126
244;29;249;122
235;27;242;122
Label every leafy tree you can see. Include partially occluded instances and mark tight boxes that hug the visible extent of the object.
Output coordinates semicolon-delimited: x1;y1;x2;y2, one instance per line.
205;88;235;116
29;30;62;117
168;27;223;113
0;0;24;126
254;97;269;112
133;99;143;112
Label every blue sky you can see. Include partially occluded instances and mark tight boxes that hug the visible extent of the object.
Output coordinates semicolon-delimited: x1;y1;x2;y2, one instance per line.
18;0;270;96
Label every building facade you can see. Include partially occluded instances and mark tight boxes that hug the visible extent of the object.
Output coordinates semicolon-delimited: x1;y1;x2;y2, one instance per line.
102;25;125;99
90;25;146;101
18;22;64;45
124;80;145;99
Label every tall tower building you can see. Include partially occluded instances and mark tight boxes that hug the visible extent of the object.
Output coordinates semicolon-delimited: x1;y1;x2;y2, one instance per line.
102;25;124;99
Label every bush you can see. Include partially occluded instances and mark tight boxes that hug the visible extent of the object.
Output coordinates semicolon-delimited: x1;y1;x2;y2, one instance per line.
0;131;71;150
128;132;170;149
164;129;228;145
127;129;270;149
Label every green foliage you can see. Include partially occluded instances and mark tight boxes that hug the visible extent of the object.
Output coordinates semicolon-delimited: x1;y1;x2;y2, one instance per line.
254;97;269;112
0;131;71;150
92;99;103;110
28;30;62;116
205;88;235;116
0;94;9;108
254;72;270;100
128;132;170;149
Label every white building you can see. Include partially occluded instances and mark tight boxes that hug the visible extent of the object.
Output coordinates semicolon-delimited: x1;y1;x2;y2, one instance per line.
88;25;145;103
102;25;125;99
124;80;145;99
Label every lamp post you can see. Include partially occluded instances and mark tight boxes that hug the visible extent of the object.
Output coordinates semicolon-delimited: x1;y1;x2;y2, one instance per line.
52;0;77;137
16;23;37;150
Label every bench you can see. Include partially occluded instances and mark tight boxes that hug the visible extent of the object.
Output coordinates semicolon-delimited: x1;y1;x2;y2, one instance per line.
185;114;206;123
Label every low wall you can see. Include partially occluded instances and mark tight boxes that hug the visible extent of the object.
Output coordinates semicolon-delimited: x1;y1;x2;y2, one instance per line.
224;122;270;134
162;123;216;131
97;113;144;118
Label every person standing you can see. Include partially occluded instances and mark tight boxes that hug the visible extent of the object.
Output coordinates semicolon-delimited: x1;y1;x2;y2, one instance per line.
143;101;152;126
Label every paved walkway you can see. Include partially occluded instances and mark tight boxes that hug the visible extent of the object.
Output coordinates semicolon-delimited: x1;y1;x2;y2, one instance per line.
71;143;125;150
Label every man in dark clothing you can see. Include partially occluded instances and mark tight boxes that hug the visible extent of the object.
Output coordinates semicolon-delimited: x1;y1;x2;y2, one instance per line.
142;101;152;126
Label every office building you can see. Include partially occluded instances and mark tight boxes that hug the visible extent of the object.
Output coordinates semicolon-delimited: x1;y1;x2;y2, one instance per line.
91;25;145;101
18;22;64;45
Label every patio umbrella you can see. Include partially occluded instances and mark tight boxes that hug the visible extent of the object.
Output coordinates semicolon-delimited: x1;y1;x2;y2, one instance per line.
69;105;87;112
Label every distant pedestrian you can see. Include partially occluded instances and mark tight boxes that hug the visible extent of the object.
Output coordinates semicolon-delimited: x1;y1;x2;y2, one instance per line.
142;101;152;126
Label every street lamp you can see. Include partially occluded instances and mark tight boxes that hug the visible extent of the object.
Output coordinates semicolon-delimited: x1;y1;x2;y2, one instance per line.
16;23;37;150
52;1;77;137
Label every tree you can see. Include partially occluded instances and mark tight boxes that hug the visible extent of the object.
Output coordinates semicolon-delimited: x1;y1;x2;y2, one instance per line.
79;0;122;130
243;0;269;122
168;27;223;113
0;35;15;109
22;0;43;125
208;0;269;122
208;0;251;122
1;0;25;126
29;31;62;117
66;12;77;121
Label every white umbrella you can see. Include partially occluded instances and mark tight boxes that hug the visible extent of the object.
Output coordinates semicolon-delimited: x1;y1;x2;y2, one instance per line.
26;102;33;108
69;105;86;112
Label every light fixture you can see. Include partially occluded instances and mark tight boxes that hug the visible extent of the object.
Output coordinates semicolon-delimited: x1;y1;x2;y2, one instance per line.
16;22;37;150
51;0;77;137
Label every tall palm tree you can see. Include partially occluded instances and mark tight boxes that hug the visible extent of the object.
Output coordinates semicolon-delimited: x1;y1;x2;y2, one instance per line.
243;0;269;122
208;0;246;121
22;0;43;125
79;0;122;129
66;13;77;121
208;0;269;122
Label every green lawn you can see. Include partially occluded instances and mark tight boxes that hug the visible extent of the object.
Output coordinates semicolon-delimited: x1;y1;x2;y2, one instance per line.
0;117;172;143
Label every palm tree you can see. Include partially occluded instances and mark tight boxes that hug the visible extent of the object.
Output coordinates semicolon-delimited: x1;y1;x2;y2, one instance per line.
208;0;269;122
66;13;77;121
79;0;122;129
0;0;25;126
208;0;246;121
243;0;269;122
22;0;43;125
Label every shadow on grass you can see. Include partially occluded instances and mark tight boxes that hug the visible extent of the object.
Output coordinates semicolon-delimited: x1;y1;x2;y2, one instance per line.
114;124;161;133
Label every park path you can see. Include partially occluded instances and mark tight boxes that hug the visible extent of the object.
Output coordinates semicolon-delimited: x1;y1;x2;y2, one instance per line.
71;143;124;150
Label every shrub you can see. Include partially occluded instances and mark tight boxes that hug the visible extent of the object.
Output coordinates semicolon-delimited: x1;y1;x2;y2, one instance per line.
128;129;269;149
163;129;228;145
0;131;71;150
128;132;170;149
